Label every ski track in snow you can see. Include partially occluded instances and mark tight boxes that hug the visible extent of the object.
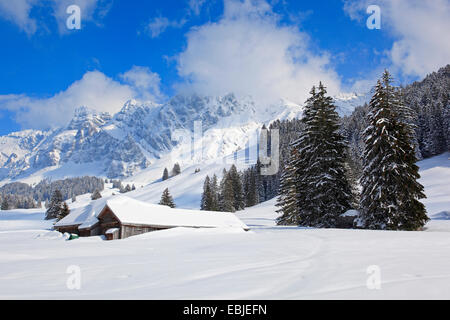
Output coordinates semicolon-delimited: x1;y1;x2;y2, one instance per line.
0;153;449;299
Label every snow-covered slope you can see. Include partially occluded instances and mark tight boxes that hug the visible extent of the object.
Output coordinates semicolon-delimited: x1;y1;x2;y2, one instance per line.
0;130;49;179
0;153;448;299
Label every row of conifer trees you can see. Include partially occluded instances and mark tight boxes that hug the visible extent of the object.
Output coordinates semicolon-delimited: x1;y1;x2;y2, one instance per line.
200;165;245;212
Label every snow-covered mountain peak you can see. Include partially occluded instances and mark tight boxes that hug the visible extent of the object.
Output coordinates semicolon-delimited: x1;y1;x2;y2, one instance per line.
118;99;149;113
68;106;111;130
333;91;371;116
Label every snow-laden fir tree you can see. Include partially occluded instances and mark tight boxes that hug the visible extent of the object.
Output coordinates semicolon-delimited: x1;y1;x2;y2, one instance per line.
210;174;220;211
250;168;260;206
218;169;227;210
358;70;428;230
172;163;181;176
201;176;214;211
228;164;245;211
243;167;259;207
300;83;352;227
242;170;250;206
277;84;352;227
159;188;176;208
45;189;63;220
220;174;236;212
91;189;102;200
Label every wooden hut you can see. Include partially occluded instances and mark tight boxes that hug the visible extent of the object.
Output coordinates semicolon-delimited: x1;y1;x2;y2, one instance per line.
54;196;249;240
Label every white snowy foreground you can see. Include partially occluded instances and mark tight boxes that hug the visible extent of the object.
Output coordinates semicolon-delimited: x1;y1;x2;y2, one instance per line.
0;153;449;299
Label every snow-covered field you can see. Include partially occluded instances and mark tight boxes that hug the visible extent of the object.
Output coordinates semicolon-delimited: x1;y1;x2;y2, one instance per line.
0;153;449;299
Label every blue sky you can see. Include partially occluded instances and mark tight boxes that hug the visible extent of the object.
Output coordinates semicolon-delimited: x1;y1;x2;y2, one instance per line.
0;0;449;134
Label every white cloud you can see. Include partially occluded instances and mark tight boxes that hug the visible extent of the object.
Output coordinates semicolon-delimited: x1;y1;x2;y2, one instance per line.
0;71;136;130
143;0;208;38
0;0;112;35
344;0;450;78
175;0;342;104
146;16;171;38
188;0;207;16
120;66;165;102
145;16;186;38
0;0;38;34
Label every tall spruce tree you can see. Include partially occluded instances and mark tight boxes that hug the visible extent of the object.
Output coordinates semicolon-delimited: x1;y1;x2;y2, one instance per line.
359;71;428;230
228;165;245;211
210;174;220;211
277;84;353;227
301;83;352;227
159;188;176;208
244;167;259;207
221;174;236;212
218;169;227;211
200;176;214;210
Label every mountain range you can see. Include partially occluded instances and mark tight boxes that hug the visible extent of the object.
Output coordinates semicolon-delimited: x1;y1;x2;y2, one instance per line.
0;91;368;184
2;62;448;186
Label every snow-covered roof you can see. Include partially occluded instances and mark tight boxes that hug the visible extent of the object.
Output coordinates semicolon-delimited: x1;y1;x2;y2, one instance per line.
54;198;107;228
103;196;249;230
55;195;249;231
